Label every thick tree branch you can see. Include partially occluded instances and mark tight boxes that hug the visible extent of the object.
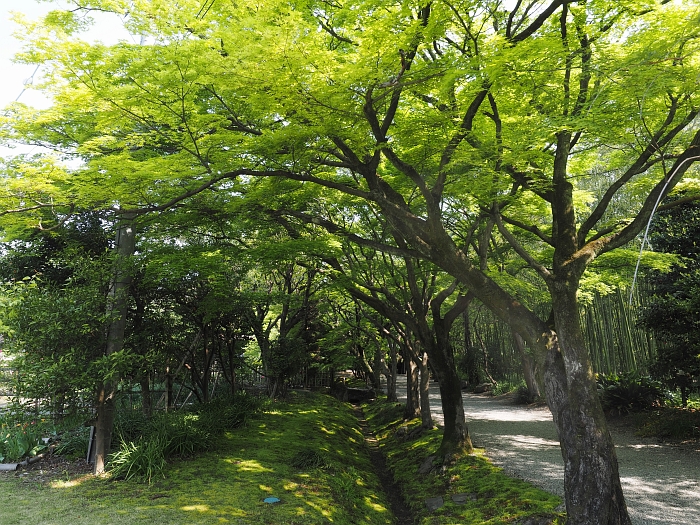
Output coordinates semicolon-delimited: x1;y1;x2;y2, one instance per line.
272;207;425;260
510;0;568;43
587;128;700;258
500;214;554;245
578;106;698;246
494;210;552;281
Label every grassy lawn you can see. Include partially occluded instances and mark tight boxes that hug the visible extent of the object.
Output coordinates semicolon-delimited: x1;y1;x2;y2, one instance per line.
0;391;393;525
362;398;565;525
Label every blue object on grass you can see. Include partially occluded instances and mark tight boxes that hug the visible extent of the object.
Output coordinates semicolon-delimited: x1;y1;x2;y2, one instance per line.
264;497;281;504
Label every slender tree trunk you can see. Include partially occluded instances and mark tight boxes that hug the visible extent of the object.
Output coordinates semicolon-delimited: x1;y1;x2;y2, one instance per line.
229;347;237;396
430;326;472;456
165;367;173;412
512;329;540;399
462;308;479;386
94;213;136;475
372;345;383;391
404;344;420;420
417;349;432;429
387;340;398;402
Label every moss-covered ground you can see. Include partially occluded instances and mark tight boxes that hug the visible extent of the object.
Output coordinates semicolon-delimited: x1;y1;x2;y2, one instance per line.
362;398;566;525
0;391;392;525
1;391;567;524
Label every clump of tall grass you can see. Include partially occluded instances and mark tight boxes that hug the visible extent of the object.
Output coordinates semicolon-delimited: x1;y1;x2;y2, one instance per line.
53;426;91;459
108;392;264;483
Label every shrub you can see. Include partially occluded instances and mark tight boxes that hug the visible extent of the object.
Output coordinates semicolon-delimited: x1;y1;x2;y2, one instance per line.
634;407;700;440
0;421;47;462
597;372;664;415
53;426;91;459
194;392;264;434
513;384;537;405
107;392;264;482
113;409;150;443
108;435;168;483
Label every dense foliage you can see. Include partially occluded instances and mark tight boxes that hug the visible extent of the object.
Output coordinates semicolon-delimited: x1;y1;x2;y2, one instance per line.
639;199;700;406
1;1;699;521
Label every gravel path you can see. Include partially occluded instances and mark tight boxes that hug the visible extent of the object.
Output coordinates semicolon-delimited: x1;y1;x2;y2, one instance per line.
393;376;700;525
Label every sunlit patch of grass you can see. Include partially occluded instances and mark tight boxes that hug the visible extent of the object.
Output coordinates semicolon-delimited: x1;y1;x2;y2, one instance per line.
181;504;210;512
363;397;566;525
1;391;393;525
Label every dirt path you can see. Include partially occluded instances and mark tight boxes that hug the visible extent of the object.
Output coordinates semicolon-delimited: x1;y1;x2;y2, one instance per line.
393;376;700;525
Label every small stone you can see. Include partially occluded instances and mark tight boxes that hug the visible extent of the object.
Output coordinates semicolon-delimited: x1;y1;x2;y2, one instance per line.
450;492;477;505
418;455;435;475
424;496;444;511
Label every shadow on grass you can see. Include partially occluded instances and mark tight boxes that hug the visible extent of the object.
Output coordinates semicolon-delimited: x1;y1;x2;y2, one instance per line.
2;392;393;525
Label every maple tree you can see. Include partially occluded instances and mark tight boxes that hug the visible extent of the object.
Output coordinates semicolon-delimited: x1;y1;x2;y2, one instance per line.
1;1;699;523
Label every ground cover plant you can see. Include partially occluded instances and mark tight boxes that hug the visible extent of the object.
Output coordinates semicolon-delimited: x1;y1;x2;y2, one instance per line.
0;391;393;525
362;397;565;525
596;373;664;416
107;393;263;483
0;411;53;463
632;406;700;442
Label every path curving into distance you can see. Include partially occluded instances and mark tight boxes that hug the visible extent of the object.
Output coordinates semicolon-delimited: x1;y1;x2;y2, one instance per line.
392;376;700;525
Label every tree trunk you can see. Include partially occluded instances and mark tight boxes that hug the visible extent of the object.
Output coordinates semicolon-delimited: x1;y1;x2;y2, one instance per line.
165;367;174;412
513;329;540;400
229;347;237;396
547;282;631;525
462;309;479;386
417;350;432;429
386;338;398;402
404;345;420;420
372;345;383;391
430;325;472;457
94;213;136;475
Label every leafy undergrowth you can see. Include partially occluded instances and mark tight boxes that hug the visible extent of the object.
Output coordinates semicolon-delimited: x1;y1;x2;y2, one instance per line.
0;391;393;525
630;406;700;441
362;398;565;525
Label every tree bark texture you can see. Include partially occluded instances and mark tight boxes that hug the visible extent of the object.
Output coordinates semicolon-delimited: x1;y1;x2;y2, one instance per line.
94;214;136;475
418;350;432;429
513;329;540;399
404;347;420;420
386;338;398;402
385;223;631;523
547;282;631;525
429;320;472;457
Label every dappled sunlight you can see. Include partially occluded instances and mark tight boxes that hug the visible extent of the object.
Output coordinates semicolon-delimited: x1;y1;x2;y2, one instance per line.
622;475;700;525
623;443;665;450
294;498;334;520
295;409;320;415
496;434;560;449
49;473;93;489
392;375;700;525
364;496;390;513
181;504;210;512
224;458;273;473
